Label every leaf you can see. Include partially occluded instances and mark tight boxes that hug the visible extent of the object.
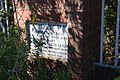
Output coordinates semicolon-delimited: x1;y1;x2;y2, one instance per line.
8;76;21;80
114;76;120;80
16;76;21;80
31;15;36;24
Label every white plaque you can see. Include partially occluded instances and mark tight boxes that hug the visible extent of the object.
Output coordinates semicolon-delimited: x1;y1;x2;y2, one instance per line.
29;22;68;61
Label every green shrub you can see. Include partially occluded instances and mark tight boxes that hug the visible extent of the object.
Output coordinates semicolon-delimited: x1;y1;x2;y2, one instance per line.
0;25;28;80
53;70;71;80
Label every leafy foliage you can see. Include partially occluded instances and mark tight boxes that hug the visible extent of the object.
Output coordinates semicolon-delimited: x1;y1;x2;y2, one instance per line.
0;25;28;80
103;0;117;64
53;70;71;80
114;76;120;80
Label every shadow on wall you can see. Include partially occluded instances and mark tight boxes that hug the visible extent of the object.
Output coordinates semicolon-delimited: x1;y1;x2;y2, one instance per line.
16;0;101;80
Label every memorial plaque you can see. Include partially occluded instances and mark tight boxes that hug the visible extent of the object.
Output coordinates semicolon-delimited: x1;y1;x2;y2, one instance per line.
29;22;68;61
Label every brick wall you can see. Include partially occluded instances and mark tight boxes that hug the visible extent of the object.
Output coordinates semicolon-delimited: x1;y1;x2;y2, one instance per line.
14;0;101;79
14;0;31;27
